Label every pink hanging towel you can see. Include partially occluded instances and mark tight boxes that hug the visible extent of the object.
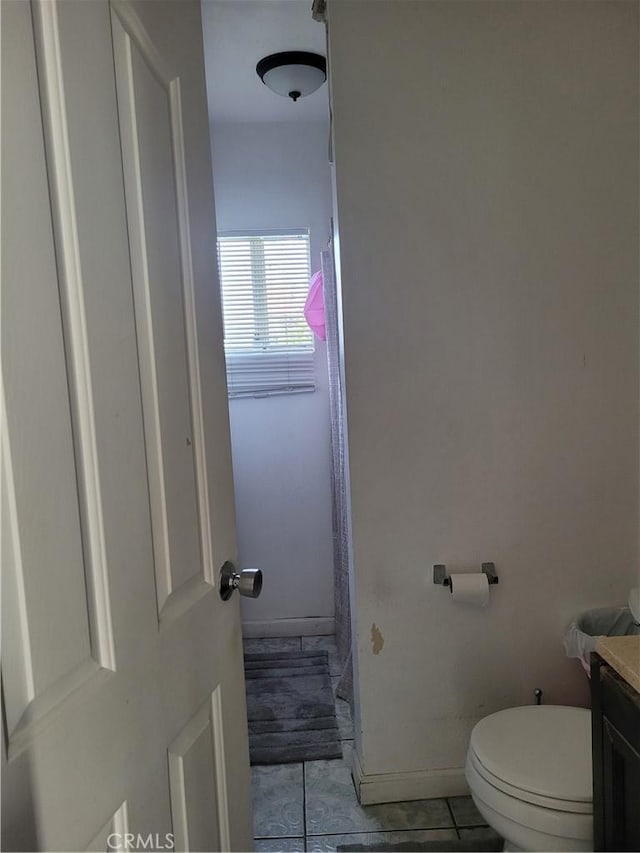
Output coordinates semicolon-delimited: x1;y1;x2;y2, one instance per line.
304;269;326;341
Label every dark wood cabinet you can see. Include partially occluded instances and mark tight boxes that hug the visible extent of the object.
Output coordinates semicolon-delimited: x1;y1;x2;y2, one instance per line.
591;653;640;852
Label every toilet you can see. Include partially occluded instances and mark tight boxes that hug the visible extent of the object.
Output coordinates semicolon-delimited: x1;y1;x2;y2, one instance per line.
465;705;592;852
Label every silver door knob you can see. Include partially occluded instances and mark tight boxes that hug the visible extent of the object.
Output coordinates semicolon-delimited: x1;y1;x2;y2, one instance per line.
219;561;263;601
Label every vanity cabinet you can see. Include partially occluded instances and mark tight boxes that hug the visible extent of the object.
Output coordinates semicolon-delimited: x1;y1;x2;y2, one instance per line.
590;653;640;852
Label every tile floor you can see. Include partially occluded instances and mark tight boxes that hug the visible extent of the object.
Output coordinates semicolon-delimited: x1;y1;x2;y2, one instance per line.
245;636;501;852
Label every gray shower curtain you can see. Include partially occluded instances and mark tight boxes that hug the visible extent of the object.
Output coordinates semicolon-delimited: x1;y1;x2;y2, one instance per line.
321;247;353;705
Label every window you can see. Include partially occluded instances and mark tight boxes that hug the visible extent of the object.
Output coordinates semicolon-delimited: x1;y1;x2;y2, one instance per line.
217;230;315;398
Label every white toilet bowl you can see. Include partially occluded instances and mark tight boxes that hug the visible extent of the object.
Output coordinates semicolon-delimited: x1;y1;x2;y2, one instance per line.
465;705;593;852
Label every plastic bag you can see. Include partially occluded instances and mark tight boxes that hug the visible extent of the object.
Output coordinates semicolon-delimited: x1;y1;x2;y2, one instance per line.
304;270;326;341
563;606;640;674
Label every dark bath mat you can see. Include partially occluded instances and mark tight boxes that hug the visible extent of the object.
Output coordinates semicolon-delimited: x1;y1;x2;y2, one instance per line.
337;838;503;852
244;649;342;765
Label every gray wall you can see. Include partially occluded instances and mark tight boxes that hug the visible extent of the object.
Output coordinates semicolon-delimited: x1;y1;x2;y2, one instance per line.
328;0;639;790
211;120;334;630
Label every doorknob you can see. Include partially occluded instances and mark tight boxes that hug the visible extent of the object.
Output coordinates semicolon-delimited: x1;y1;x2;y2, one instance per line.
219;561;263;601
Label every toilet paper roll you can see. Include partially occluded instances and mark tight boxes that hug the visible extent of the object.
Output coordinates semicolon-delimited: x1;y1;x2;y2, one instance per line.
449;572;490;607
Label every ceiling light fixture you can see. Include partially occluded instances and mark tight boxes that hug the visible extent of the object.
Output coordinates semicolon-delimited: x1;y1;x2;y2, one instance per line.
256;51;327;102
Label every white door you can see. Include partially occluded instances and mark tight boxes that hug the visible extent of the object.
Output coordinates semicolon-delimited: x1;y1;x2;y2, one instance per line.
1;1;252;850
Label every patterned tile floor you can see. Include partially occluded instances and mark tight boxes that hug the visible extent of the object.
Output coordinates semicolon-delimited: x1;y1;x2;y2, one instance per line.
246;636;501;852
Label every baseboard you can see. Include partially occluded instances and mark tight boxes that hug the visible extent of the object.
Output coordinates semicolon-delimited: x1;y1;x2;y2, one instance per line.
241;617;335;638
351;748;469;805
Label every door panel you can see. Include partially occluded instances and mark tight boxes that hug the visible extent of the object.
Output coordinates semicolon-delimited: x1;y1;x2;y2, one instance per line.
1;0;109;760
1;1;252;850
168;689;229;852
111;5;213;621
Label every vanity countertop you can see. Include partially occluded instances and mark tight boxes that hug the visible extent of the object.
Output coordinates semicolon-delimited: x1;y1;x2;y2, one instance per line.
596;635;640;694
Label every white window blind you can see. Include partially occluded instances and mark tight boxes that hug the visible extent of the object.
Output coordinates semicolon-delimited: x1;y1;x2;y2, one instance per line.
217;230;315;398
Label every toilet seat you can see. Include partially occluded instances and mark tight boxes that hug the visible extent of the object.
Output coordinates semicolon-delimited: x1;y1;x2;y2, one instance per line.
467;748;592;814
469;705;592;809
467;750;593;815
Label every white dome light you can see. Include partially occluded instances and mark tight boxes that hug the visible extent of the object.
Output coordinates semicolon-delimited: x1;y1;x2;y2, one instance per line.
256;52;327;102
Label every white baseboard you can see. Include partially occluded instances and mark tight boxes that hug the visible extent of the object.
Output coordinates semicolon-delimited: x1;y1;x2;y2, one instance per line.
242;617;335;638
351;748;469;805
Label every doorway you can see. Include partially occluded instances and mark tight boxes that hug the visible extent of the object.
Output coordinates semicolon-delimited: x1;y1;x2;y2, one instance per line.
201;1;355;848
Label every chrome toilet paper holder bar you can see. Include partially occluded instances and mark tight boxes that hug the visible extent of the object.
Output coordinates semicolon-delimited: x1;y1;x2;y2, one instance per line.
433;562;499;588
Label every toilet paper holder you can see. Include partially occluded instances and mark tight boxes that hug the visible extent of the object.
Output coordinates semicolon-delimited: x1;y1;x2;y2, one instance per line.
433;562;499;588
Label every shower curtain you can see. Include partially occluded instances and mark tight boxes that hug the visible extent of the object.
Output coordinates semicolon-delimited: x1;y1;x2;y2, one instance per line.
321;247;353;705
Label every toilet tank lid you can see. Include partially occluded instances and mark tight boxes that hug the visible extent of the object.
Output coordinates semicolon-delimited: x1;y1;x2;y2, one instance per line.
470;705;592;803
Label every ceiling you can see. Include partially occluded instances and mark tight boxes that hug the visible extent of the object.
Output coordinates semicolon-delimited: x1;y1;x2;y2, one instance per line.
202;0;329;124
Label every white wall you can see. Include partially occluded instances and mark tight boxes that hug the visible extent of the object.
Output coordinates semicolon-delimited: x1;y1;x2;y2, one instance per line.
210;121;334;630
328;0;639;792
